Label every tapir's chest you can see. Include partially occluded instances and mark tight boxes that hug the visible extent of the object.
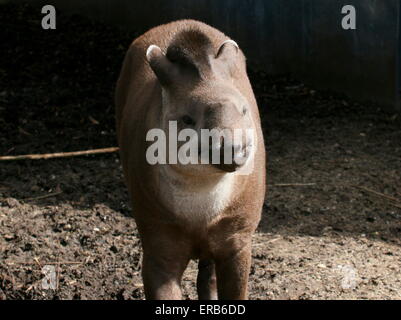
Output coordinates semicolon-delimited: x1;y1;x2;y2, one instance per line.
158;172;236;224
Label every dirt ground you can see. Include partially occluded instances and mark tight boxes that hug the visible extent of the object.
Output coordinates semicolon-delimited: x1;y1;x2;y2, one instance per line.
1;3;401;300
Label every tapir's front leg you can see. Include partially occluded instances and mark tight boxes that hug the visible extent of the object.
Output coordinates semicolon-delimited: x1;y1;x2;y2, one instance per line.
142;251;189;300
214;238;252;300
140;225;190;300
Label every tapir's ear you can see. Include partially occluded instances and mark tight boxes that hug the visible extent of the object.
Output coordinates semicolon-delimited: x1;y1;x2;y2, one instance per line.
146;45;176;86
215;39;239;64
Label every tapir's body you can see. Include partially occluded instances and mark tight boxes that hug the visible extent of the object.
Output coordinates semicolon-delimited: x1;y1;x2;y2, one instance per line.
115;20;265;300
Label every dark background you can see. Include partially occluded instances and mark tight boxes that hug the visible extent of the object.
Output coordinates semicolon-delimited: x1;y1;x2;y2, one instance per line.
9;0;401;110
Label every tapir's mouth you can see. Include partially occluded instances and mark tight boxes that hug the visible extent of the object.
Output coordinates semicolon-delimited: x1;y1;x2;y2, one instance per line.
207;146;252;173
212;162;242;173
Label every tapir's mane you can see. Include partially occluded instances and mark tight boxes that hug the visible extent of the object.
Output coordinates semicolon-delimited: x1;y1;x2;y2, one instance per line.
166;28;214;76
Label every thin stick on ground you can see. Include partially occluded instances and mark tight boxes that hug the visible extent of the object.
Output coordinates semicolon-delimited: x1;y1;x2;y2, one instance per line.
0;147;119;161
23;191;63;202
353;185;401;204
33;257;42;269
7;261;83;266
269;183;317;187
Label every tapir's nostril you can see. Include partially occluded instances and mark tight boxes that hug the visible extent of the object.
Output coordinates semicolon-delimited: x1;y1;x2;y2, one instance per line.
182;115;196;126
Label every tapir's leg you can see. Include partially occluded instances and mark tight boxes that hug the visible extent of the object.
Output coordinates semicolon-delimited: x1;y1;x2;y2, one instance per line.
140;227;190;300
214;240;252;300
197;259;218;300
142;252;189;300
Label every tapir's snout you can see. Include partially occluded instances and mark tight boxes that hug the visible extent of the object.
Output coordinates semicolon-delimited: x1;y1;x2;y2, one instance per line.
203;134;252;173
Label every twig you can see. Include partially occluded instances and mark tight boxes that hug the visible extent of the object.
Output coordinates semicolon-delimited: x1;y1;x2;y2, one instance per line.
23;191;63;202
7;261;83;266
253;236;282;246
353;185;401;204
33;257;42;269
269;183;317;187
0;147;119;161
267;237;282;244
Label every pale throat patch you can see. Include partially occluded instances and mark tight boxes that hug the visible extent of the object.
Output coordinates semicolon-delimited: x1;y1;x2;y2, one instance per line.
157;166;236;223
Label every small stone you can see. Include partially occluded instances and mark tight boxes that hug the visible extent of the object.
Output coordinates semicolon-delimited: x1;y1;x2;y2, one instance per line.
5;198;20;208
4;234;16;241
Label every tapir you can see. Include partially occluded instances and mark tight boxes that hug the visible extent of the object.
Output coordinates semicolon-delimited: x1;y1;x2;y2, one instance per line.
115;19;266;300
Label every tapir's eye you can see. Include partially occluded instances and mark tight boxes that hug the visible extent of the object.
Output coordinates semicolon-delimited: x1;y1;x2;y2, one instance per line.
242;106;248;116
182;115;196;126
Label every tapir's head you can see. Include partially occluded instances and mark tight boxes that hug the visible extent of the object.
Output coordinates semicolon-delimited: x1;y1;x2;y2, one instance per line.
146;29;256;175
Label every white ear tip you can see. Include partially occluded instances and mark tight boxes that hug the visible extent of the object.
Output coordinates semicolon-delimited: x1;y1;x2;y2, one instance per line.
222;39;239;50
146;45;160;60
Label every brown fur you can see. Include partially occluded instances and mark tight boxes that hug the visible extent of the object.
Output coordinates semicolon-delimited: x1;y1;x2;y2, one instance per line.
115;20;266;300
